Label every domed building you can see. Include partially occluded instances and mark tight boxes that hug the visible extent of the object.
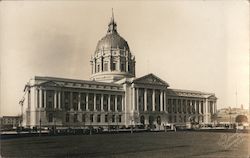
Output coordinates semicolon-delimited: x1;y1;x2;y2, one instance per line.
21;12;217;131
90;13;135;82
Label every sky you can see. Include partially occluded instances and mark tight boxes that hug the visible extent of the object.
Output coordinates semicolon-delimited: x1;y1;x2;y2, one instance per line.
0;1;249;116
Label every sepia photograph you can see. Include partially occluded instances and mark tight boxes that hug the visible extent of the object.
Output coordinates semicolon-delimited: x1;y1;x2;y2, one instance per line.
0;1;249;157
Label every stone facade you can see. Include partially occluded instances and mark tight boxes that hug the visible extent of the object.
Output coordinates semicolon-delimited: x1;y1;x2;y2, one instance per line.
21;13;217;129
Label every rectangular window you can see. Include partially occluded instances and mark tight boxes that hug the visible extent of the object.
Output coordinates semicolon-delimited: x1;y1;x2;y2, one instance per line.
110;95;115;111
104;63;108;71
96;94;101;111
82;114;85;122
97;114;101;123
48;113;53;122
74;114;78;122
117;95;122;112
105;115;108;122
118;115;122;122
88;93;94;111
112;115;115;122
66;114;70;122
97;65;100;72
112;62;116;71
121;63;125;71
90;114;94;122
80;93;86;111
103;95;108;111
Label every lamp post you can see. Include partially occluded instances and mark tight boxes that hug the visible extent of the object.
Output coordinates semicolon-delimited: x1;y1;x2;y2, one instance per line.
39;118;41;137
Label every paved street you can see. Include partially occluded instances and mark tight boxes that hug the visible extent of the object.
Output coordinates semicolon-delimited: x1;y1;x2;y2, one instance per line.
1;131;249;158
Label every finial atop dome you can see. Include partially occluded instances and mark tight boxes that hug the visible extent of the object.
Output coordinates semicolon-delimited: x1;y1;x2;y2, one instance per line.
108;8;117;34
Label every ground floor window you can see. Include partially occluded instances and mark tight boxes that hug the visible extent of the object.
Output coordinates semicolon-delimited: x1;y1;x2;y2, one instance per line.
82;114;85;122
48;113;53;122
97;114;101;123
66;113;70;122
90;114;94;122
105;115;108;122
74;114;78;122
118;115;122;123
112;115;115;122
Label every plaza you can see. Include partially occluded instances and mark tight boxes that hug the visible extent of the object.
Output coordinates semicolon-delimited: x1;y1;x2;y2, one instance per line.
1;131;249;157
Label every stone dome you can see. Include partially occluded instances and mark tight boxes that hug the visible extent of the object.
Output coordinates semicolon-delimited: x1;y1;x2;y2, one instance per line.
95;12;130;53
95;32;130;52
90;10;136;83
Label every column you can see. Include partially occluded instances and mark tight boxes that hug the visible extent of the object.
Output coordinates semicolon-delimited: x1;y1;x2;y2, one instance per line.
152;89;155;111
214;101;217;113
86;93;89;111
181;99;183;113
54;91;57;109
136;88;139;111
117;56;121;71
35;89;39;108
122;95;124;111
160;90;163;111
108;94;111;111
58;91;61;109
197;101;200;114
70;92;73;111
186;100;188;114
144;89;147;111
78;93;81;111
101;57;103;72
39;89;42;108
44;90;47;108
205;99;208;123
164;91;167;112
115;95;118;112
199;101;201;114
101;94;104;111
94;93;96;111
132;87;135;111
126;57;129;72
194;100;197;114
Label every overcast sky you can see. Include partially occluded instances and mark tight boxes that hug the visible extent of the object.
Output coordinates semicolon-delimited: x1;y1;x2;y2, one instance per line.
1;1;249;116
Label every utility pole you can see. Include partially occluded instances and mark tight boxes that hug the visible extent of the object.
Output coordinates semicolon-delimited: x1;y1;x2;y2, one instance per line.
235;88;238;109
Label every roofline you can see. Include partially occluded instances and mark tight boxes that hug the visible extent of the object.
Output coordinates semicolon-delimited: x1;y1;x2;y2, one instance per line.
169;88;215;96
34;76;123;87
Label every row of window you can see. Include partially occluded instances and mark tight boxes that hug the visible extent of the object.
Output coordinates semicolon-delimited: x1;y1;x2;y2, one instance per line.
39;91;123;112
48;113;122;123
167;104;204;114
94;62;132;73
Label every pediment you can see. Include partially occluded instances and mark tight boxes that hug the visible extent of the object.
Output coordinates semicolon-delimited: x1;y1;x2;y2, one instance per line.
133;73;169;87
